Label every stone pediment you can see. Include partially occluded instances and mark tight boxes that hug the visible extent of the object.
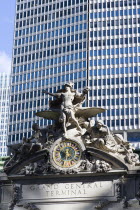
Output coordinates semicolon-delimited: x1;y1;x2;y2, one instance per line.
4;84;140;177
4;139;138;177
3;149;116;176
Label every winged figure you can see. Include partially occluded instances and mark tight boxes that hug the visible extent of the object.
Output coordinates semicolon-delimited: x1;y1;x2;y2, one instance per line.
36;83;105;135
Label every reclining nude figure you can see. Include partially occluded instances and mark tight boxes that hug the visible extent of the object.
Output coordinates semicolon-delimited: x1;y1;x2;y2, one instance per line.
43;83;89;135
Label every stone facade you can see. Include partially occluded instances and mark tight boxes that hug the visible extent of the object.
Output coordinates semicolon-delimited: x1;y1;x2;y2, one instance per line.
0;172;140;210
1;84;140;209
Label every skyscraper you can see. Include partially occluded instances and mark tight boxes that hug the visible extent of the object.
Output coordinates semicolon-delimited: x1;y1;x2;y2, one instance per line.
0;73;10;156
9;0;140;146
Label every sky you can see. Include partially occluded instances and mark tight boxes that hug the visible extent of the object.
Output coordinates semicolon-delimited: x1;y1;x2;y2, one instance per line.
0;0;16;74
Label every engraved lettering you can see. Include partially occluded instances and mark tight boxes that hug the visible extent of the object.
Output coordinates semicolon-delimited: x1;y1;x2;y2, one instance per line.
87;184;92;189
83;189;86;194
22;181;113;200
65;184;69;189
51;191;54;196
47;184;52;190
100;182;103;187
54;184;58;190
77;190;82;195
76;184;81;189
71;190;76;195
94;183;98;188
56;190;60;196
61;190;66;196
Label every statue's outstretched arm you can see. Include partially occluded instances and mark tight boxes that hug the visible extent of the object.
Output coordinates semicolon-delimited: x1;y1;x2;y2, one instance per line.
75;87;90;98
42;90;60;97
82;87;90;95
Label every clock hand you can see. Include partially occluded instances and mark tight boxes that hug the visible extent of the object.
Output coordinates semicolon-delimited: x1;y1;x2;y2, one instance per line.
65;148;71;160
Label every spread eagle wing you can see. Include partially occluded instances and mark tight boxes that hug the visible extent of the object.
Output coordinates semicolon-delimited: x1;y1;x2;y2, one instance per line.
35;107;105;121
75;107;105;120
35;109;61;120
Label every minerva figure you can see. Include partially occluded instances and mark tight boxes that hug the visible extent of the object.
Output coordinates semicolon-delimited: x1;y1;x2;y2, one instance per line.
43;83;89;135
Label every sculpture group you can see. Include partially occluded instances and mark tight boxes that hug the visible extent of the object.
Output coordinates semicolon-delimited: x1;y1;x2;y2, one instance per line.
4;83;140;175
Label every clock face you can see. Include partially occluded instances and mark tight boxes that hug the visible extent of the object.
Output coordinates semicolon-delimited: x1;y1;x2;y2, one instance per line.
52;140;82;168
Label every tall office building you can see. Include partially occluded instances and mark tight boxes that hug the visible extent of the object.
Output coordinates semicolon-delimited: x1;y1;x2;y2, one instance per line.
0;73;10;156
9;0;140;145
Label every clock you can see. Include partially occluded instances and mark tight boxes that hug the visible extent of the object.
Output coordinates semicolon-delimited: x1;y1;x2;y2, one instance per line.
50;139;85;170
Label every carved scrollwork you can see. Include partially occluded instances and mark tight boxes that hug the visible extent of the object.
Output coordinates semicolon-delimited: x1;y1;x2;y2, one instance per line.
95;160;112;173
115;182;122;200
95;199;110;209
18;156;50;176
78;159;112;173
8;184;21;210
48;163;79;175
17;150;112;176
